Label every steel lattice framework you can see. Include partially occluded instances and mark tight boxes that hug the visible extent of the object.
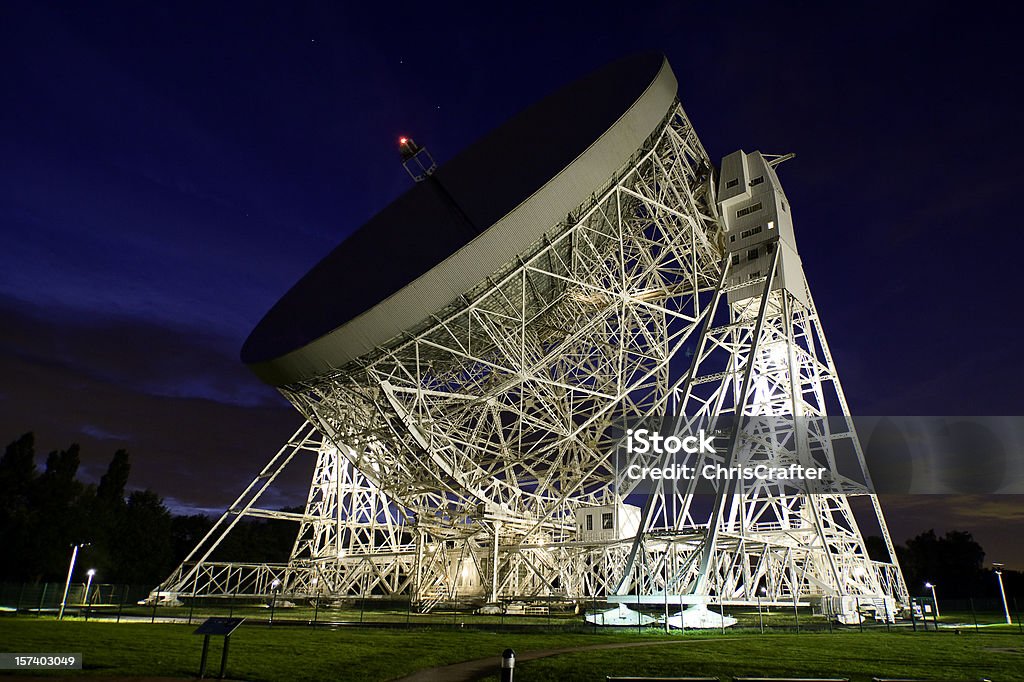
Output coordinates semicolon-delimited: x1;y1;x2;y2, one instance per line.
156;97;909;617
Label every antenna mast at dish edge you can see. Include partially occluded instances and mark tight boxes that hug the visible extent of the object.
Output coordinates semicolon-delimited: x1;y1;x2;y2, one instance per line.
399;135;436;182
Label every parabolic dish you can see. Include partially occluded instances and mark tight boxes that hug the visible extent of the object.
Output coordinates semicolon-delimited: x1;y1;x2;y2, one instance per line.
242;52;678;386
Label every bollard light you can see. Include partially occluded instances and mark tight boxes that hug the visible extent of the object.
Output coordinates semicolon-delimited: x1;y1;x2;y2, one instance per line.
500;648;515;682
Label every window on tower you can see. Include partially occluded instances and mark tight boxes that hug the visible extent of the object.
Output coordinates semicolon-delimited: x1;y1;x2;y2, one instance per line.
737;202;763;218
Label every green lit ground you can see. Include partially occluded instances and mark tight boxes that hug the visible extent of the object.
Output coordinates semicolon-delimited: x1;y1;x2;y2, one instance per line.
1;617;1021;681
480;629;1024;681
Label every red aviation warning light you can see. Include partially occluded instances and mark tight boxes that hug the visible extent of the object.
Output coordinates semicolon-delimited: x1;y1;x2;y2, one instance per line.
398;135;436;182
398;136;419;160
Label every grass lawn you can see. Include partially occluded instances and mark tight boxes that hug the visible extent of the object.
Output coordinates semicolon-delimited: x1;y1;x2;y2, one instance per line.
0;618;663;680
1;618;1021;681
479;630;1024;682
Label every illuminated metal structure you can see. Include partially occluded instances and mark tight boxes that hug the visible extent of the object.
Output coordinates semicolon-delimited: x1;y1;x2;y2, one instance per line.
156;54;908;616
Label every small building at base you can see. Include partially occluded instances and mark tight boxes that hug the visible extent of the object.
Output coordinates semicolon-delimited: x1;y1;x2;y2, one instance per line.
574;502;641;542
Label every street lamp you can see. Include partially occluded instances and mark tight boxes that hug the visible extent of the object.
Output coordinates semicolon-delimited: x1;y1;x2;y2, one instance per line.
58;543;90;620
993;563;1012;625
84;569;96;620
269;578;282;626
924;582;939;619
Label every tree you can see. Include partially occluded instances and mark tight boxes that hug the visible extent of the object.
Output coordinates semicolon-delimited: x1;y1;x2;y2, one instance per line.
0;432;304;586
899;529;987;598
212;507;303;564
0;432;36;489
109;490;174;584
97;449;130;505
85;450;133;579
170;514;214;563
864;535;892;563
27;445;88;581
0;434;39;581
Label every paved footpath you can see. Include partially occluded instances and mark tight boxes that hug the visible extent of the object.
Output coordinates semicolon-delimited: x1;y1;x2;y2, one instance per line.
391;636;738;682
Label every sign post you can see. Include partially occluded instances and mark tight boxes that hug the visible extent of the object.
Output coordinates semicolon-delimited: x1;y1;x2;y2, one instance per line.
193;617;244;679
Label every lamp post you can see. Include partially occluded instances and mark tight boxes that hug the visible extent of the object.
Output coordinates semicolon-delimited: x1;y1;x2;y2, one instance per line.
993;563;1012;625
58;543;90;620
269;578;281;626
85;569;96;604
757;586;765;634
84;569;96;621
924;582;939;619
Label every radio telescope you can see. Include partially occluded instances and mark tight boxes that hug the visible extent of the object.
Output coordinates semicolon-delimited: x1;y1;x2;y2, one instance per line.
156;53;908;618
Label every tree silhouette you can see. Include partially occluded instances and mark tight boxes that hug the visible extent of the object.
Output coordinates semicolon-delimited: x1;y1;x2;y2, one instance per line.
0;432;311;586
97;449;130;504
0;433;39;581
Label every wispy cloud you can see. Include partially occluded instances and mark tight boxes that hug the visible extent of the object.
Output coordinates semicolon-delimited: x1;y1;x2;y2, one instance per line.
80;424;130;441
0;295;308;512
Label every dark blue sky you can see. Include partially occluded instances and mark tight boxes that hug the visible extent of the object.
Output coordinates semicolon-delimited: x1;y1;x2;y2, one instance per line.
1;2;1022;565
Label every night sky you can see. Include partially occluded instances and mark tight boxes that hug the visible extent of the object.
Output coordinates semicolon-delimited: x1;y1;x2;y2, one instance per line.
2;3;1022;566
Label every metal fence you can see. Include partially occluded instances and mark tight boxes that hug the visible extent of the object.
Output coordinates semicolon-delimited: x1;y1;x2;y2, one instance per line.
1;582;1020;636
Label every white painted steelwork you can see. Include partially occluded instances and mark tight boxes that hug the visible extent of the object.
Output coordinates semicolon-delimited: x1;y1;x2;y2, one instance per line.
155;57;908;617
